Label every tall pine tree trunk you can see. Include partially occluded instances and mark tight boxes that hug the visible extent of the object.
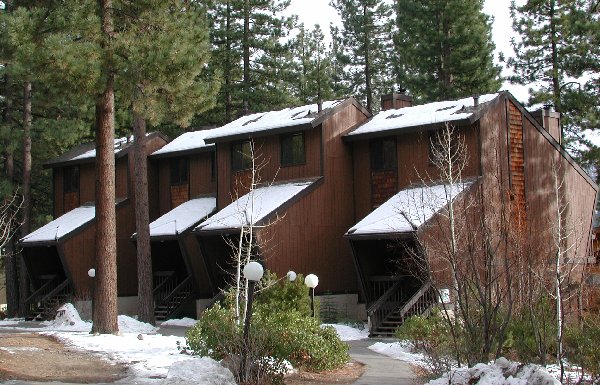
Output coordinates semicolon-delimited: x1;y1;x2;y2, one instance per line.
133;109;154;325
92;0;119;334
18;81;33;314
1;2;20;315
242;0;250;115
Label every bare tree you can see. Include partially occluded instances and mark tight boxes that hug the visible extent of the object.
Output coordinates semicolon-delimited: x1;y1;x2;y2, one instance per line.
1;190;23;315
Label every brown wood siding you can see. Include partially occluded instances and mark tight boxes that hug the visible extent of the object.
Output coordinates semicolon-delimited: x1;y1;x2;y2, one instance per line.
182;234;212;296
353;141;371;221
158;162;170;215
189;152;216;197
148;159;160;221
79;163;95;204
61;223;96;298
508;101;527;229
257;103;368;293
115;157;129;199
170;184;189;208
217;128;322;208
115;202;138;296
63;192;79;213
54;168;64;216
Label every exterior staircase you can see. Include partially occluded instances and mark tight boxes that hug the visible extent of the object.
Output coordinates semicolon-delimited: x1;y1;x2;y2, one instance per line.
153;271;195;321
367;279;437;337
24;276;73;321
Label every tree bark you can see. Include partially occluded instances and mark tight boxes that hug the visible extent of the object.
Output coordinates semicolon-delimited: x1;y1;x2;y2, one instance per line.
18;81;33;315
92;0;119;334
133;109;154;325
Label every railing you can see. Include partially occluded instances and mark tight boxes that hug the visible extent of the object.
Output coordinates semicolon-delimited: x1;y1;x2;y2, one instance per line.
366;277;405;334
155;275;194;319
397;280;434;321
153;271;178;306
24;277;72;319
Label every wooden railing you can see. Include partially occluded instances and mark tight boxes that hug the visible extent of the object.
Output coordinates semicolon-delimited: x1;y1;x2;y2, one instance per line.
155;275;194;319
397;280;434;321
24;277;72;319
366;277;405;333
153;271;178;305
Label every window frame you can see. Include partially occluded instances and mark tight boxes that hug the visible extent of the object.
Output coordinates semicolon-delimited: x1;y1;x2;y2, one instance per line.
231;140;253;172
169;157;189;186
280;131;306;167
63;166;80;193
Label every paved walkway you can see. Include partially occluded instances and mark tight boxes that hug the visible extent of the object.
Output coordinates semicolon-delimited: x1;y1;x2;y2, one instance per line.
348;339;422;385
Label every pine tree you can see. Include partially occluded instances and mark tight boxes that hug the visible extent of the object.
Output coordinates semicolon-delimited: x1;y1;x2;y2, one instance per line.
394;0;501;103
330;0;395;112
509;0;599;143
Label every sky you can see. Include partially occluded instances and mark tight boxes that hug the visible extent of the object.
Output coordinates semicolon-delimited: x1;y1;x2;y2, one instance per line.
286;0;532;102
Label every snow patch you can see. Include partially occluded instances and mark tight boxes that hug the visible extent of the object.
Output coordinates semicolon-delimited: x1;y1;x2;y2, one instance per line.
323;323;369;341
118;315;158;334
160;318;198;327
163;358;236;385
368;341;429;368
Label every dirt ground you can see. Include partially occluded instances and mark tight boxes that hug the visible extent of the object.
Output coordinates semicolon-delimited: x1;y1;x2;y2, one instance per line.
0;333;127;383
0;333;364;384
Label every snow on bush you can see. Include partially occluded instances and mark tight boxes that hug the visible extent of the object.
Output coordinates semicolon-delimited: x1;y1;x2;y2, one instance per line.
163;357;236;385
426;357;561;385
42;303;91;331
160;318;197;327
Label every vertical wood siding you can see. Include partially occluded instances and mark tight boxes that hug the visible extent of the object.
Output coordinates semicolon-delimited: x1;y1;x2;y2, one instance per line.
508;101;527;229
189;152;217;197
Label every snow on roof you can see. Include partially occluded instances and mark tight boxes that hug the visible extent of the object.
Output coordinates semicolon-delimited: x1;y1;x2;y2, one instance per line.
20;205;95;244
196;180;317;232
204;100;343;141
152;129;217;157
346;93;499;137
149;197;216;237
71;136;133;161
346;182;471;236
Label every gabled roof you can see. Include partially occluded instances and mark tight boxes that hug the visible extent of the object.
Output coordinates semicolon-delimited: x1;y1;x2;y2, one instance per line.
20;205;96;245
146;197;216;239
195;179;319;234
151;129;217;158
45;132;167;168
204;98;370;143
345;93;499;140
346;182;472;239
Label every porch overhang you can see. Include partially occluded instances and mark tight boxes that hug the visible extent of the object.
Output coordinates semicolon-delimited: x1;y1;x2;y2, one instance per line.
140;196;217;241
194;178;321;235
19;205;96;247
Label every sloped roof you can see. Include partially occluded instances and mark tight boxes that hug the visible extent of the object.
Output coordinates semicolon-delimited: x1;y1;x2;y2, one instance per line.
20;205;96;245
148;197;216;238
45;132;166;168
345;93;499;139
203;100;346;143
346;182;472;238
151;129;217;158
195;179;318;233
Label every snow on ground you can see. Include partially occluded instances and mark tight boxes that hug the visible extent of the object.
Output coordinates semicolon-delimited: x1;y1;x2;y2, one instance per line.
160;317;198;327
0;318;22;326
368;340;429;368
323;323;369;341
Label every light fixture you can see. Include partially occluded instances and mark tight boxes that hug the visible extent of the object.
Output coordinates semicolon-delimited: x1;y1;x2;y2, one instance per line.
287;271;297;282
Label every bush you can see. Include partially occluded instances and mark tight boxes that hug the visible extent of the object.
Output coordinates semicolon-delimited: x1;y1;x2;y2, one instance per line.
564;315;600;382
185;271;349;384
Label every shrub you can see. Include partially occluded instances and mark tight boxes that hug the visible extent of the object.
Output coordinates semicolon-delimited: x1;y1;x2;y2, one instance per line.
564;315;600;382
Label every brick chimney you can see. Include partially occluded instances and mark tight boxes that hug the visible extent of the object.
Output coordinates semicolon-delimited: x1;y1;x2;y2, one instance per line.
380;91;413;111
531;105;562;144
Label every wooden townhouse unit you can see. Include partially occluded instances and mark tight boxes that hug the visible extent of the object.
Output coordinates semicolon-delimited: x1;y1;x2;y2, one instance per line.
344;91;597;335
19;133;167;319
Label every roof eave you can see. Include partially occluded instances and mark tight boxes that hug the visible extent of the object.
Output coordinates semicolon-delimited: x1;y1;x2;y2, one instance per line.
344;231;415;240
343;118;472;142
150;145;215;159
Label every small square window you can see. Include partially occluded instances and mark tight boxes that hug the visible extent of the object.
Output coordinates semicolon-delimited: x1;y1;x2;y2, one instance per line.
170;157;188;185
281;132;305;167
63;166;79;193
370;138;397;171
232;140;253;171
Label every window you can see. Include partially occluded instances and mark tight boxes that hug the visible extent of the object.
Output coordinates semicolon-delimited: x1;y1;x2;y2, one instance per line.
370;138;397;170
170;157;188;185
63;166;79;193
232;140;253;171
281;132;305;167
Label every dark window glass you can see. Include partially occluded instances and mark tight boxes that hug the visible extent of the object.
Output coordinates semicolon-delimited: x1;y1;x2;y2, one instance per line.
63;166;79;193
232;140;253;171
281;132;305;166
170;157;188;185
370;138;397;170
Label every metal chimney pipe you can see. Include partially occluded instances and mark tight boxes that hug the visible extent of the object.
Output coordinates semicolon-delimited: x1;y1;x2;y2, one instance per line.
473;95;479;107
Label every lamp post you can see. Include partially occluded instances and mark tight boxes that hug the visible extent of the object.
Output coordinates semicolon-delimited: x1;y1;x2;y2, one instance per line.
304;273;318;318
241;261;264;379
286;270;297;282
87;268;95;324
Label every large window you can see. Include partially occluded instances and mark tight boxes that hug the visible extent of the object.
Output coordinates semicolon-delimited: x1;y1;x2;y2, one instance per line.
170;157;189;185
370;138;397;170
232;140;253;171
63;166;79;193
281;132;305;167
